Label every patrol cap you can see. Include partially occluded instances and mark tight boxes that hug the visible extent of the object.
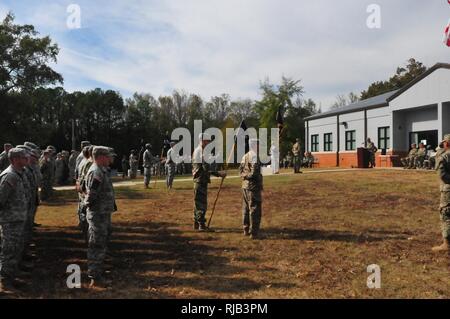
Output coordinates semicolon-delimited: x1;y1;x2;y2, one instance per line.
24;142;39;150
199;133;211;141
81;141;91;148
170;141;176;146
93;146;114;158
8;148;28;160
108;148;117;157
16;145;33;156
145;143;152;149
442;134;450;143
4;143;13;148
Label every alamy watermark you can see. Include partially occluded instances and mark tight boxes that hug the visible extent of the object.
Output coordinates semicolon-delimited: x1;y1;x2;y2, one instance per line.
67;4;81;29
169;120;280;165
366;4;381;29
366;264;381;289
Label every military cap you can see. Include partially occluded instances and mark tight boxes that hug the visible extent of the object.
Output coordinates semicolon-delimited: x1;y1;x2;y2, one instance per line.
24;142;39;150
8;148;28;159
170;141;176;146
145;143;152;149
93;146;113;158
108;147;117;157
4;143;13;148
81;141;91;147
442;134;450;143
16;145;33;155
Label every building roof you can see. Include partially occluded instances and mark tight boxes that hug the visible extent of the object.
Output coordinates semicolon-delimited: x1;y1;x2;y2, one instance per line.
305;63;450;121
305;90;398;121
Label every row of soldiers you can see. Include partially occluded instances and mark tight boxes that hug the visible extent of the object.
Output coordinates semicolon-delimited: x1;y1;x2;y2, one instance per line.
0;142;46;294
401;142;444;170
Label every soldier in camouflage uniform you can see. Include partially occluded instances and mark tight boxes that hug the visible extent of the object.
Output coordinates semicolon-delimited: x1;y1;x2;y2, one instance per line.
165;142;176;190
433;134;450;252
16;146;39;259
0;149;28;294
39;150;53;202
143;144;156;189
84;147;117;287
292;138;302;174
366;138;378;168
401;144;418;169
75;141;91;170
413;143;427;169
192;134;227;231
0;143;13;174
68;150;79;184
77;146;94;240
129;150;139;179
240;139;264;239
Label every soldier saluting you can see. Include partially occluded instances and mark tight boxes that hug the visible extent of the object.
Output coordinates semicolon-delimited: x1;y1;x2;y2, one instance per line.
433;134;450;252
84;146;117;288
192;133;227;231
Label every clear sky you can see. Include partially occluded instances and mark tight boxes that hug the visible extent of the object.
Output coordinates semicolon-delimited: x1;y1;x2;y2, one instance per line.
1;0;449;110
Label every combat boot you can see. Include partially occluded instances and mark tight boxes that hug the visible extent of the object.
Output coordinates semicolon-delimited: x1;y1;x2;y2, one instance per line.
243;227;250;236
250;232;260;240
0;279;18;295
193;221;199;230
198;224;214;232
432;239;449;252
88;277;112;289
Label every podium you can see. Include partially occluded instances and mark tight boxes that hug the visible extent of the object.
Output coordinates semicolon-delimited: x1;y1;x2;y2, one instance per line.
357;148;370;168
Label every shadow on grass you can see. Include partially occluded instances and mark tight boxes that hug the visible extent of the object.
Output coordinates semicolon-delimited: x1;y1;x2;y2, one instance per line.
262;228;410;243
22;220;266;298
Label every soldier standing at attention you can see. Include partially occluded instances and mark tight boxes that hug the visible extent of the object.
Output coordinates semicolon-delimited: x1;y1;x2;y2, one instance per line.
0;148;28;294
77;146;94;240
129;150;138;179
68;150;78;184
76;141;91;171
121;155;128;179
39;150;53;202
292;138;302;174
192;134;227;231
143;144;155;189
84;147;117;288
366;138;378;168
0;144;13;173
240;139;264;239
433;134;450;252
165;142;176;190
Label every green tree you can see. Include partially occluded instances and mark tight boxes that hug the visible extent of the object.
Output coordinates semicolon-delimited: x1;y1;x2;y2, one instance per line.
361;58;427;99
0;13;63;94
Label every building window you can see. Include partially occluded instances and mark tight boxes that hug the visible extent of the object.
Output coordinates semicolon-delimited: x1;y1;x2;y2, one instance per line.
345;130;356;151
324;133;333;152
378;127;390;150
311;135;319;152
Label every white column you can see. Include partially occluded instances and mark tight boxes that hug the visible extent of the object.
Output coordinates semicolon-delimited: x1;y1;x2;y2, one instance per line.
438;102;443;141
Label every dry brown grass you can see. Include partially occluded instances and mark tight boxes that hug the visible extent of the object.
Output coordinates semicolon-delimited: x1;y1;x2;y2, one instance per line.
14;169;450;298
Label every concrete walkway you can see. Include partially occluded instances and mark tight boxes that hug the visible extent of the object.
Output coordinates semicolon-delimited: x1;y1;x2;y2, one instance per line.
53;167;412;191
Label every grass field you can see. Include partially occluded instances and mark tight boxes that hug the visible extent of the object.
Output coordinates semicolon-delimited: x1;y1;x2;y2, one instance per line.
13;168;450;299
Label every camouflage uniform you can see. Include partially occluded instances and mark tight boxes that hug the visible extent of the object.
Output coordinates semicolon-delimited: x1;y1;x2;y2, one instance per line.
240;150;263;237
437;149;450;241
129;153;138;179
401;147;418;168
39;155;53;201
0;151;10;173
192;145;221;228
68;151;78;183
0;164;27;282
165;147;176;189
143;147;155;187
77;158;94;239
414;146;427;169
292;141;302;173
367;141;378;168
84;148;116;280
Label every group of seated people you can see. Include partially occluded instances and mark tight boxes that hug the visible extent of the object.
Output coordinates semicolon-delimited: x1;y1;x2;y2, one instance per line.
401;142;442;170
282;152;316;169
